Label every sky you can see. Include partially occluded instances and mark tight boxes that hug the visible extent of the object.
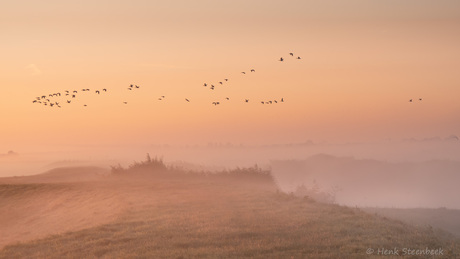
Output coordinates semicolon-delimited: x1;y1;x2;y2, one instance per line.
1;0;460;151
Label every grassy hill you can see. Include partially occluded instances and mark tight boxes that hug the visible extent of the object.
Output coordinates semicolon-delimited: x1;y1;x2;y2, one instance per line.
1;158;459;258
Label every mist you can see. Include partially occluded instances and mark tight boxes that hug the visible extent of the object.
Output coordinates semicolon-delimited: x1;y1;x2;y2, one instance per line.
2;138;459;209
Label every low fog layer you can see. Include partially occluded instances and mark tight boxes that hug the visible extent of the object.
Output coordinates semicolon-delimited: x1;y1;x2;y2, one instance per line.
1;140;459;209
271;154;460;209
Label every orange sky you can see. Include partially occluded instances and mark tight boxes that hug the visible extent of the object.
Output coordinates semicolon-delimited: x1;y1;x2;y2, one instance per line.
1;0;460;150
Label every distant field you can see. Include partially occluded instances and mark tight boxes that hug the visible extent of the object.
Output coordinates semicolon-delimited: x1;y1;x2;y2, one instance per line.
1;161;459;258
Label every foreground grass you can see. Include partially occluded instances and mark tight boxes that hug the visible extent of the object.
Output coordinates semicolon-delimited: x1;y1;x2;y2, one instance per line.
1;162;459;258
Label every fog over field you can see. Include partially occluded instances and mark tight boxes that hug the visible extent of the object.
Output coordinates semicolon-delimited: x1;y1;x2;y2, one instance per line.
2;138;459;209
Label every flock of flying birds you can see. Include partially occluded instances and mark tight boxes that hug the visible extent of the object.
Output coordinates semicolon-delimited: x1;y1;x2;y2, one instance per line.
31;53;302;109
31;52;421;108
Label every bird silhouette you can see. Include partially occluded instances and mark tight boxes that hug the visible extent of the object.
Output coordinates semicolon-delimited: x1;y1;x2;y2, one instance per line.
135;85;140;88
73;91;77;93
281;98;284;102
67;100;71;103
96;90;100;94
224;79;228;81
123;102;128;104
84;104;87;107
226;97;230;100
203;83;207;87
129;84;133;88
419;98;422;101
409;99;413;102
103;89;107;92
72;95;76;98
241;72;246;74
219;82;223;85
289;53;294;56
261;101;264;104
250;69;255;72
245;99;249;103
128;88;132;90
297;56;301;59
185;98;190;102
279;57;284;61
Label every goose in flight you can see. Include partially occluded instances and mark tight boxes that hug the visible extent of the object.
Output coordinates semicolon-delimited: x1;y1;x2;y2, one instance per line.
67;100;71;103
281;98;284;102
72;95;76;98
279;57;284;61
96;90;100;94
73;91;78;93
123;102;128;104
224;79;228;81
250;69;255;72
204;83;207;87
241;72;246;74
226;97;230;100
297;56;301;59
261;101;265;104
409;99;413;102
219;82;223;85
419;98;422;101
185;98;190;102
245;99;249;103
135;85;140;88
289;53;294;56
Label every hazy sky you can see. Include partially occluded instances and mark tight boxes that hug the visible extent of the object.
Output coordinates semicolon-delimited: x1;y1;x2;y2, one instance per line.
2;0;460;150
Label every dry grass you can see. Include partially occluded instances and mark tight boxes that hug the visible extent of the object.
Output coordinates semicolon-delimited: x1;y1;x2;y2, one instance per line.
1;161;459;258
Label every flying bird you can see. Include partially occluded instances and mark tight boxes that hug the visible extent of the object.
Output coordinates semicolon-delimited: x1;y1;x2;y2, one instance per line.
409;99;413;102
281;98;284;102
103;89;107;92
67;100;71;103
96;90;100;94
245;99;249;103
279;57;284;61
297;56;301;59
123;102;128;104
224;79;228;81
203;83;207;87
185;98;190;102
289;53;294;56
241;72;246;74
226;97;230;100
250;69;255;72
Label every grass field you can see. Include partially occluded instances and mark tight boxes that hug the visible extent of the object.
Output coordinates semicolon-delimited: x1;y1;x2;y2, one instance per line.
1;159;459;258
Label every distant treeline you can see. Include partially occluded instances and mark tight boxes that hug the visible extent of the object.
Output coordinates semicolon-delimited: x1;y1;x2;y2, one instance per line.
110;154;274;184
